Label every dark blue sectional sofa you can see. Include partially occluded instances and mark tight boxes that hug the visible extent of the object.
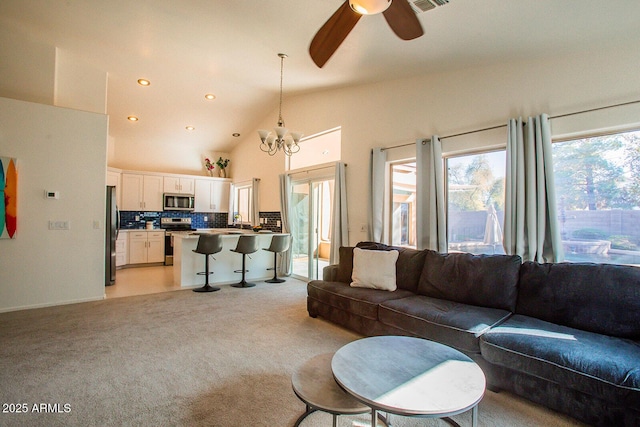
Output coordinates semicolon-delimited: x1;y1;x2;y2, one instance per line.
306;242;640;426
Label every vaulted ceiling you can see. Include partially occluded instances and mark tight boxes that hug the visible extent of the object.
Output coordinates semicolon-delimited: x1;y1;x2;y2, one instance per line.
2;0;639;154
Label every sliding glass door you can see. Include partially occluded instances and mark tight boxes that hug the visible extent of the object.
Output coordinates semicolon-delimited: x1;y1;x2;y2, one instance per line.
291;178;334;280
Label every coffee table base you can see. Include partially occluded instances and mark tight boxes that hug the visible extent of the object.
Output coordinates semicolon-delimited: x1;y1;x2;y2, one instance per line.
371;405;477;427
294;405;389;427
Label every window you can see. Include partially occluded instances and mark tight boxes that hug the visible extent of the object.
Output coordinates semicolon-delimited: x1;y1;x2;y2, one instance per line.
233;183;252;224
552;129;640;265
390;162;416;248
446;150;506;255
287;128;341;171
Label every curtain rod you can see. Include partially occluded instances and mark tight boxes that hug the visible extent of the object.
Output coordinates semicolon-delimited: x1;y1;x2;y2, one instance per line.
287;162;347;176
382;98;640;147
440;98;640;141
379;142;415;152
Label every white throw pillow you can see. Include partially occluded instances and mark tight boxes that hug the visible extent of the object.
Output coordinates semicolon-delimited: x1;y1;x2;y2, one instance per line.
350;247;399;291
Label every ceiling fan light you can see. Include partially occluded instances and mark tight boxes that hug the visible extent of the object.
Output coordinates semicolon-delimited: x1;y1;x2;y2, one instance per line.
349;0;391;15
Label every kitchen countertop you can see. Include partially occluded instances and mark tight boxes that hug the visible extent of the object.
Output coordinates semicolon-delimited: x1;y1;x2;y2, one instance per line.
182;228;274;237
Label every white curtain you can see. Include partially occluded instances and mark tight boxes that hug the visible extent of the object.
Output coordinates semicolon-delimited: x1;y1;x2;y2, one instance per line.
227;183;235;225
416;136;447;252
251;178;260;227
369;148;387;243
504;114;564;262
330;162;349;264
278;173;293;275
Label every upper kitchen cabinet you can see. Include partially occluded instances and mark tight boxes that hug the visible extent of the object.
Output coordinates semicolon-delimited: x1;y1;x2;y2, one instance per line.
121;173;164;211
163;176;195;195
106;168;122;207
194;178;230;213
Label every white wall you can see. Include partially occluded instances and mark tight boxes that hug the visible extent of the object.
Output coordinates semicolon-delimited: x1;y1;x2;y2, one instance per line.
0;20;55;105
0;97;108;312
231;42;640;244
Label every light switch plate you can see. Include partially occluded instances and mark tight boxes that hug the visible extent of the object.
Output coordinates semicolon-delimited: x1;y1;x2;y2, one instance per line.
49;220;70;230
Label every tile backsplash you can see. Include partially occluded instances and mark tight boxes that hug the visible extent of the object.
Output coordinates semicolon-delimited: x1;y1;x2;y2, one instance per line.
258;211;282;232
119;211;282;232
119;211;228;229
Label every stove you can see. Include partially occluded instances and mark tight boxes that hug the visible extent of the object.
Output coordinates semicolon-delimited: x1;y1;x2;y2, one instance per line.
160;218;195;265
160;217;194;233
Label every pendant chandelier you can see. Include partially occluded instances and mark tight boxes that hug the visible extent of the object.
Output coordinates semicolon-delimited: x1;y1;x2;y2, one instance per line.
258;53;303;156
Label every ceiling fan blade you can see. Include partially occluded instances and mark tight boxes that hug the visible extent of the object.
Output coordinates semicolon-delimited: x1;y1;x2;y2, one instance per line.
383;0;424;40
309;1;362;68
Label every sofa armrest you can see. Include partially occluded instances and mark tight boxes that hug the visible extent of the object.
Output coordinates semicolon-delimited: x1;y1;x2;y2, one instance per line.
323;264;339;282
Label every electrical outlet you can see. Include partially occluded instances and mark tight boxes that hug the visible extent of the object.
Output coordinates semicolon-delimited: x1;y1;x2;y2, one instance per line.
276;220;281;227
203;216;208;222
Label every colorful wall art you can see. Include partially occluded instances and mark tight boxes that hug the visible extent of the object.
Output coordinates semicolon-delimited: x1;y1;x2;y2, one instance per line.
0;156;17;239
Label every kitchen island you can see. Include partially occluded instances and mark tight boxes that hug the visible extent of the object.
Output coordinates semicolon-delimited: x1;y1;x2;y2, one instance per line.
173;230;288;288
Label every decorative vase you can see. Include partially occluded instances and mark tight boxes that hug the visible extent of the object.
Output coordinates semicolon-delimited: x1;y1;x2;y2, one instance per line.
219;168;226;178
208;170;214;177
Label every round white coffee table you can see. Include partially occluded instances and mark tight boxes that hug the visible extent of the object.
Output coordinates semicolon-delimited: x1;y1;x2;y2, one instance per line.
292;353;384;427
332;336;486;427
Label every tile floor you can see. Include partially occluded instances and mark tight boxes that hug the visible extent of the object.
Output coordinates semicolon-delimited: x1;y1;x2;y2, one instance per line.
105;266;180;299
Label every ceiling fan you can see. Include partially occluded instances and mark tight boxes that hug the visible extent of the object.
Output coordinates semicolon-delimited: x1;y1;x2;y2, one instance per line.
309;0;426;68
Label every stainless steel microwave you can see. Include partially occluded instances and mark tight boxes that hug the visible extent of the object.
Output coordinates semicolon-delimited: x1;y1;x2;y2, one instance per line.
163;193;195;211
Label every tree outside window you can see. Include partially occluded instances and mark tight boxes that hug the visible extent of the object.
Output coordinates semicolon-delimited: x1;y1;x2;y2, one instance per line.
553;130;640;265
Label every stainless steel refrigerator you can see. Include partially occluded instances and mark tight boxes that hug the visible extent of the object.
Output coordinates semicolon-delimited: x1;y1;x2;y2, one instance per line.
105;186;119;286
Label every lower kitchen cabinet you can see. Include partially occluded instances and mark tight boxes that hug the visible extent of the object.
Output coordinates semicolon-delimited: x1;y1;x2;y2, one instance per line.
115;230;128;267
128;230;165;264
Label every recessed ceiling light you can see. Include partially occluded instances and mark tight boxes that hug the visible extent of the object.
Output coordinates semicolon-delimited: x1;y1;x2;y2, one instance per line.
232;133;240;137
127;116;139;121
137;79;151;86
186;126;195;131
204;94;216;100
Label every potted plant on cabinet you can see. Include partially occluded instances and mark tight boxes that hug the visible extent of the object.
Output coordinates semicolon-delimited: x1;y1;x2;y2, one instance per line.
216;157;230;178
204;158;215;176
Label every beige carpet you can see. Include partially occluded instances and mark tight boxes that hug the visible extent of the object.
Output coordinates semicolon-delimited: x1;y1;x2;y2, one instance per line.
0;280;585;427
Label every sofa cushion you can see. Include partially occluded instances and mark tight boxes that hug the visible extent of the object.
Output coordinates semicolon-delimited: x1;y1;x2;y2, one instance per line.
336;243;389;283
417;251;521;312
355;242;428;293
350;248;399;291
307;280;414;320
480;314;640;407
378;295;512;354
517;262;640;339
336;247;355;283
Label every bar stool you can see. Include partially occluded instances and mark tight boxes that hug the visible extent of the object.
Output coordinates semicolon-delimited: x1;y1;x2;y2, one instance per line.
230;234;259;288
263;234;291;283
192;234;223;293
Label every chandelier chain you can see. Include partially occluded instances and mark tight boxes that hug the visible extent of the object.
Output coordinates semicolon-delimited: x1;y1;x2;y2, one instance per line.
279;55;284;127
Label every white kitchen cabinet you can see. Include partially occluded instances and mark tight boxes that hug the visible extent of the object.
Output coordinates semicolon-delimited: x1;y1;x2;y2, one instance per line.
106;169;122;207
194;178;230;213
128;230;165;264
115;230;128;267
121;173;164;211
163;176;195;195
